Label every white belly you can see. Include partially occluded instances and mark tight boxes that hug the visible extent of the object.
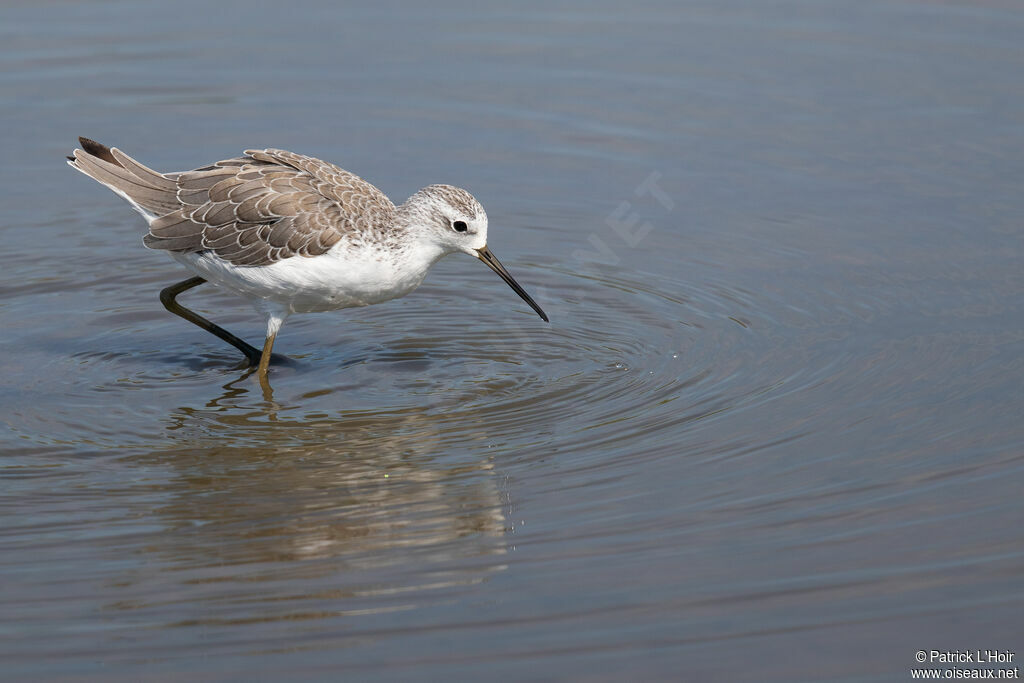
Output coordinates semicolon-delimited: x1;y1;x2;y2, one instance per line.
171;240;444;314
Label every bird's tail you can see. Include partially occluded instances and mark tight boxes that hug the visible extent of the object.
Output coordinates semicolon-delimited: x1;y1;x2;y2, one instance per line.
67;137;180;221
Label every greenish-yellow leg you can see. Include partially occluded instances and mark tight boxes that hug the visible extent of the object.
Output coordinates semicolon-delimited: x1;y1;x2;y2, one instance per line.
257;332;277;378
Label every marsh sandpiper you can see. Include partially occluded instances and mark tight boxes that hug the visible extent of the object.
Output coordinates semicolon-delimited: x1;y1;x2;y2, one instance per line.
68;137;548;379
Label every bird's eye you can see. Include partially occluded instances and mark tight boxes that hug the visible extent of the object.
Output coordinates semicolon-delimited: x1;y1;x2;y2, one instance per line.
452;220;468;233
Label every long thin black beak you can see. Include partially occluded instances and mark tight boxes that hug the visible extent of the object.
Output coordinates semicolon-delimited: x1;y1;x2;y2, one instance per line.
475;245;549;322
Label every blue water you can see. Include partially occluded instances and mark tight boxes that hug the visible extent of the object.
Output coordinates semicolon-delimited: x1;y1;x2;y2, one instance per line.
1;1;1022;680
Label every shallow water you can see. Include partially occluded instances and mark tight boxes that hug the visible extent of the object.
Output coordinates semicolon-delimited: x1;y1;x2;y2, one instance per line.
2;1;1023;680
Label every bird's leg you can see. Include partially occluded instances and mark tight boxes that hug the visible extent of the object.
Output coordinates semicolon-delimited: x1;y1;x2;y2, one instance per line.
256;332;277;378
159;276;262;366
257;335;276;401
255;313;286;399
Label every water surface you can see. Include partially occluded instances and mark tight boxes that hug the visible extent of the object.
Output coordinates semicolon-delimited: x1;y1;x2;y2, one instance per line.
1;1;1023;680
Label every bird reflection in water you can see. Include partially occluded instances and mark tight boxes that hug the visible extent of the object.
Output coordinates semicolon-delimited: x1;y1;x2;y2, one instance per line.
111;379;511;623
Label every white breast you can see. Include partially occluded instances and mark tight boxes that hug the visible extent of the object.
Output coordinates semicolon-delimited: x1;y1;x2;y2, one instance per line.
172;238;447;314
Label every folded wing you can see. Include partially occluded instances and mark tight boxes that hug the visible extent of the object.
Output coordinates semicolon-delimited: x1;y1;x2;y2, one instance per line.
69;139;396;267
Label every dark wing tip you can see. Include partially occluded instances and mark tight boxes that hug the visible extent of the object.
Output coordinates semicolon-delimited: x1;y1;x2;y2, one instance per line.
66;155;75;161
77;137;120;166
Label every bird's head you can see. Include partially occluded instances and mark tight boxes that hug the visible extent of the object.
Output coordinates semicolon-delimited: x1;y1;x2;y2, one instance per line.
398;184;548;322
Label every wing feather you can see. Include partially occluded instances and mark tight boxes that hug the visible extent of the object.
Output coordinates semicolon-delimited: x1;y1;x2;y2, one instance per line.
149;211;201;239
134;147;396;267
